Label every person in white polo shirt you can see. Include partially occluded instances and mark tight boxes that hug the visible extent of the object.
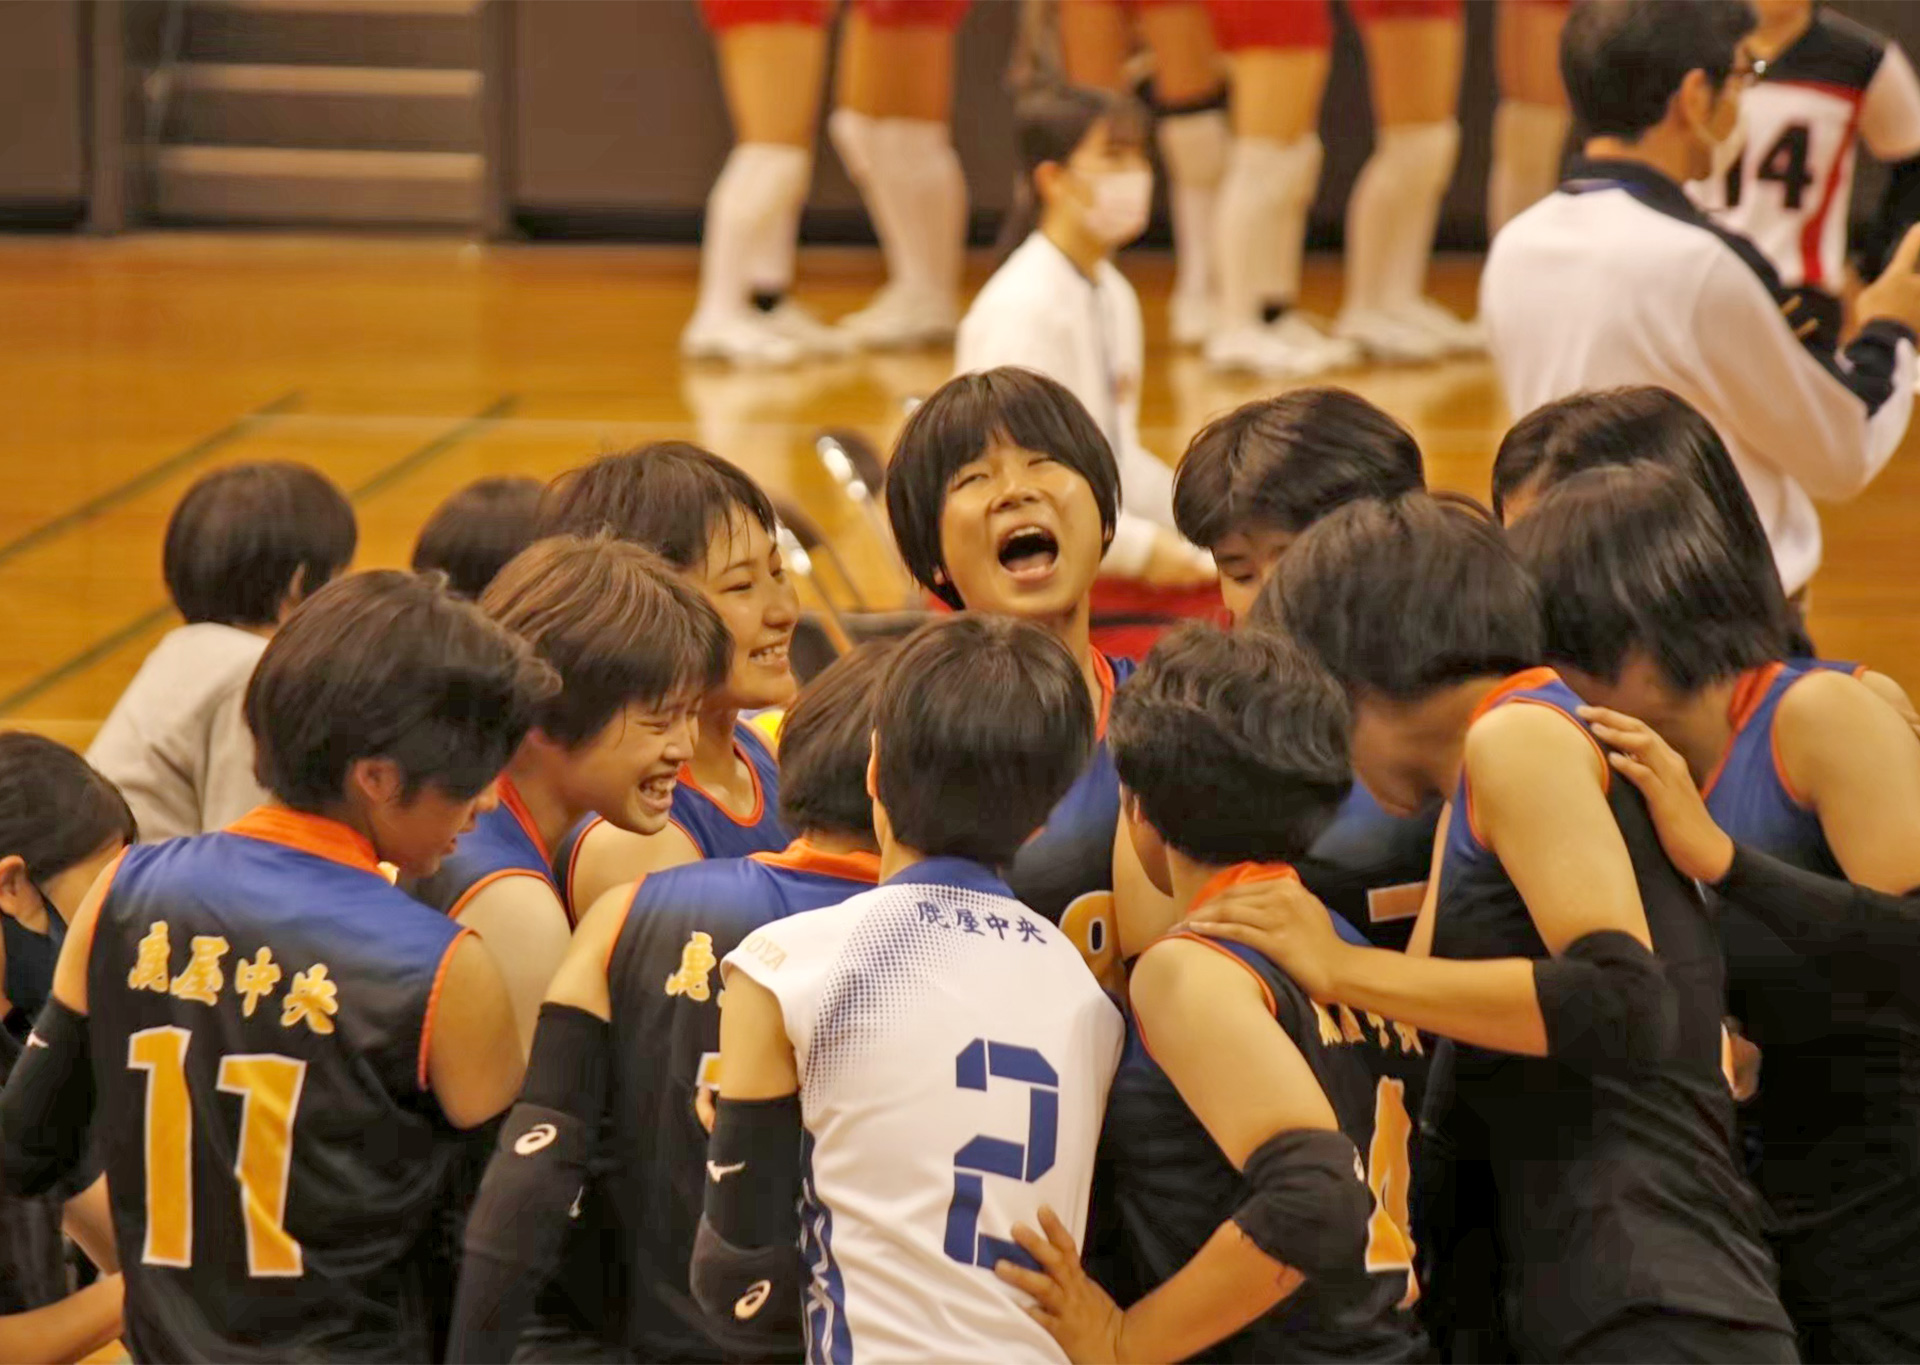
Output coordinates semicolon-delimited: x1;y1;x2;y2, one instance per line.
1482;0;1920;600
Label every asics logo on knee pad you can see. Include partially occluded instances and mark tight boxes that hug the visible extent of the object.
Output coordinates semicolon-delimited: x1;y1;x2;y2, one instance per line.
735;1279;772;1320
514;1123;558;1155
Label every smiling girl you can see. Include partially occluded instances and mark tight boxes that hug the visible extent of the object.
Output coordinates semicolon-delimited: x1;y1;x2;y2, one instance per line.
539;445;804;914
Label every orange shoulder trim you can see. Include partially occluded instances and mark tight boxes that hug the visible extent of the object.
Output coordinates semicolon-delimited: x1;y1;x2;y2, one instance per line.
226;807;381;875
417;926;475;1091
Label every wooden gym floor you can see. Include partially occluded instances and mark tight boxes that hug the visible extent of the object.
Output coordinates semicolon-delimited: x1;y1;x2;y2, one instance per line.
3;231;1918;753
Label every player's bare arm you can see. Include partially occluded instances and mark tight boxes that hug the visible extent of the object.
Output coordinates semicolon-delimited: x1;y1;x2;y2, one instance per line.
1192;706;1678;1070
1000;939;1346;1365
454;875;577;1053
570;820;702;915
1775;668;1920;893
426;934;526;1129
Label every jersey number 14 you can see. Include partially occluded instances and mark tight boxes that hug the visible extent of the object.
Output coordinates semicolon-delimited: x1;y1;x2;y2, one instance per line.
128;1026;307;1277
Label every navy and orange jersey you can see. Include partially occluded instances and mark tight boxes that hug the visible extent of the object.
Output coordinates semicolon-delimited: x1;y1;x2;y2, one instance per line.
1101;866;1427;1363
1009;652;1137;926
553;721;791;917
85;808;472;1363
542;840;879;1361
411;776;567;924
1297;786;1439;953
1705;660;1920;1326
1432;669;1789;1358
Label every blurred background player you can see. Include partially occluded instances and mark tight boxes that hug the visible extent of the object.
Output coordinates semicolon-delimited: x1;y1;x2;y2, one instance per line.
1171;389;1435;951
538;445;801;911
1488;0;1571;234
410;475;543;600
411;537;729;1050
88;462;356;843
1689;0;1920;353
0;571;541;1362
683;0;970;365
1193;497;1794;1362
1047;0;1227;347
1483;0;1920;601
447;642;892;1364
998;624;1425;1364
0;733;127;1365
693;615;1122;1363
1513;464;1920;1361
1203;0;1483;378
829;1;972;350
956;84;1215;594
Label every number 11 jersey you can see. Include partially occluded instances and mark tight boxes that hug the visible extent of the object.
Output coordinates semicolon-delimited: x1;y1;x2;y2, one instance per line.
87;808;472;1362
723;856;1124;1365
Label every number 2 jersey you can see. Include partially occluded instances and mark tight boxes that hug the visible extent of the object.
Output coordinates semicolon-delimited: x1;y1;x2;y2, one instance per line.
1693;8;1920;346
1101;865;1428;1362
723;857;1124;1364
86;807;472;1362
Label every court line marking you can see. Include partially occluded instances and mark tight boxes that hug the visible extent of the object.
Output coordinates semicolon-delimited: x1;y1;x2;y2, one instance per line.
0;391;304;570
0;395;518;720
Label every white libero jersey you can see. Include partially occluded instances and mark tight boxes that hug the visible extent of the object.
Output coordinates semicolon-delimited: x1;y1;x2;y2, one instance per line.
1482;157;1915;595
1692;9;1920;295
955;231;1206;580
724;857;1124;1365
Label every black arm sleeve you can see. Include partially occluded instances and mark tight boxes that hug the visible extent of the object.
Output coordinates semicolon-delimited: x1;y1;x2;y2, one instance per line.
1533;930;1680;1073
690;1094;805;1346
446;1003;609;1365
1715;841;1920;957
1857;153;1920;279
0;998;95;1197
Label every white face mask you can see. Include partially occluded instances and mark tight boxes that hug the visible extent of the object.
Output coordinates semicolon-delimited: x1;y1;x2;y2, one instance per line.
1079;168;1153;247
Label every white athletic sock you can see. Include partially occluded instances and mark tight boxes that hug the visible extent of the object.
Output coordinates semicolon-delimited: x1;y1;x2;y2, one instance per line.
1488;100;1570;234
1156;109;1230;307
1214;134;1323;328
867;117;966;304
695;142;811;322
1344;119;1459;313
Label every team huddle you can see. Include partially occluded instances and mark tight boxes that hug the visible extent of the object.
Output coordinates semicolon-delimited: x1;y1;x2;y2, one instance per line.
7;0;1920;1358
1;354;1917;1364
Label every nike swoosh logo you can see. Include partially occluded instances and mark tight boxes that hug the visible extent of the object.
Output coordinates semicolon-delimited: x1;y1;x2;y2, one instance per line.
707;1160;746;1182
24;1033;46;1049
735;1279;771;1320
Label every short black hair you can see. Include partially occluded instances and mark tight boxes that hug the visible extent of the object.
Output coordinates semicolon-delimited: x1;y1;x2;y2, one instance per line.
1252;494;1542;700
1173;388;1426;549
537;442;779;572
776;640;898;840
1561;0;1755;140
1510;465;1794;691
873;615;1094;867
480;536;732;747
886;368;1120;610
1493;387;1782;602
1111;624;1351;866
163;462;357;627
1015;83;1148;181
246;570;557;810
0;732;135;879
411;476;544;599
